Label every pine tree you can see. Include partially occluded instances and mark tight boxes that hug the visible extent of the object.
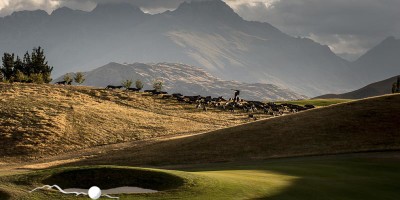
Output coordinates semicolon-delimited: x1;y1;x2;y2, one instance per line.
30;47;53;83
397;76;400;93
23;51;32;75
14;56;24;74
0;71;4;82
0;47;53;83
393;83;397;94
1;53;15;81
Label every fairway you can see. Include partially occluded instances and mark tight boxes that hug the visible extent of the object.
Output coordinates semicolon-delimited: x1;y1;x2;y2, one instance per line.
183;154;400;200
1;153;400;200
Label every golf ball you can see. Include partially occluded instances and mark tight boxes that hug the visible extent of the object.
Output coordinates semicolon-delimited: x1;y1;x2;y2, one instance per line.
88;186;102;200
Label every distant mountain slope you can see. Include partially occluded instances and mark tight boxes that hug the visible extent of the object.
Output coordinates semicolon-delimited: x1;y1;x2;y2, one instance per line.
353;37;400;83
0;1;368;97
55;62;306;101
315;75;399;99
74;94;400;166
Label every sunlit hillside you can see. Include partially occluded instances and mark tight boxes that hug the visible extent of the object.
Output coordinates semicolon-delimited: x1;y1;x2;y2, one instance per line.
0;83;263;162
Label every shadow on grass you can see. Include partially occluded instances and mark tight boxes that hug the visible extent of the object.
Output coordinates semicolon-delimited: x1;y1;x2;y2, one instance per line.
43;167;185;191
0;189;11;200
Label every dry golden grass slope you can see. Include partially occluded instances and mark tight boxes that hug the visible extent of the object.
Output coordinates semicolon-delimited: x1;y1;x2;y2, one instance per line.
73;94;400;166
0;83;256;161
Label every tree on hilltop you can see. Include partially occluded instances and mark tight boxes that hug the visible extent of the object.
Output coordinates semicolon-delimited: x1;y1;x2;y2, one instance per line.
74;72;86;85
31;47;53;83
14;70;28;83
0;71;4;82
23;51;32;75
122;79;133;89
1;53;15;81
0;47;53;84
153;79;163;92
63;73;73;85
13;56;24;77
135;80;144;90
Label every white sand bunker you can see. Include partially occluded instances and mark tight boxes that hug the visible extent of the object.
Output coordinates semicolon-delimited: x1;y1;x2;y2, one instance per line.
64;187;158;194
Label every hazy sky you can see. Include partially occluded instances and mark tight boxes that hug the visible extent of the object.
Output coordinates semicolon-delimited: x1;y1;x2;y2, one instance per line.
0;0;399;60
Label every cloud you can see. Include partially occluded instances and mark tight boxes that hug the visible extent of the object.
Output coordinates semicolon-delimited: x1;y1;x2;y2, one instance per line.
0;0;61;15
224;0;278;9
234;0;400;59
0;0;279;15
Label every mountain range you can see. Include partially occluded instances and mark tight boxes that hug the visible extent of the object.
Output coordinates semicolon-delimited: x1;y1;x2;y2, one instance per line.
54;62;306;101
0;0;399;97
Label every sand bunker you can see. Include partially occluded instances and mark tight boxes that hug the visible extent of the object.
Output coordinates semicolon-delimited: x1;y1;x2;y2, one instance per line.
64;186;158;194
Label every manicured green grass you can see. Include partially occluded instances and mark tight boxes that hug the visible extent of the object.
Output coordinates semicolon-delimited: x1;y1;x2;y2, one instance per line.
277;99;352;107
187;155;400;200
1;154;400;199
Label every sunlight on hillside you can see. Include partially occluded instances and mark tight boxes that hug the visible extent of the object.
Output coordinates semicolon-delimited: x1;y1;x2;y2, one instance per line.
0;83;268;162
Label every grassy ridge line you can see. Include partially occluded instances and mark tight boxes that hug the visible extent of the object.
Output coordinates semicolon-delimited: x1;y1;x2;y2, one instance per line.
71;94;400;166
0;83;255;161
277;99;352;107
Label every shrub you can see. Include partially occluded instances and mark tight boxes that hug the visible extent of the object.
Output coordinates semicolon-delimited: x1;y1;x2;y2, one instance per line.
74;72;85;85
122;79;133;89
135;80;144;90
14;70;28;82
153;79;163;92
63;73;73;84
29;73;44;84
42;72;52;83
